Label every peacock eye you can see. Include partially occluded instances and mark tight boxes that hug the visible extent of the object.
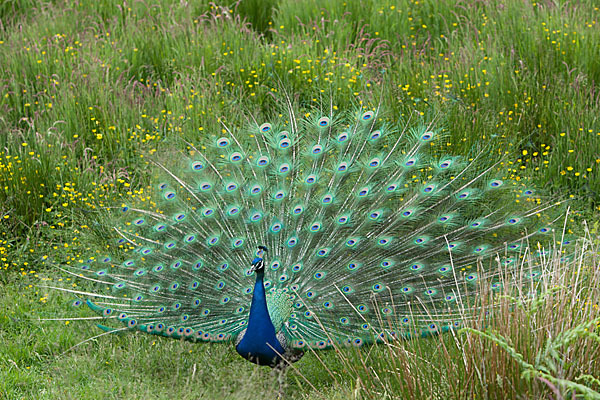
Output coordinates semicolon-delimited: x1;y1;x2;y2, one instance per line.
361;111;374;120
251;213;262;221
318;117;330;127
257;156;269;166
279;138;291;148
217;138;229;147
421;131;433;141
271;223;282;232
230;152;243;162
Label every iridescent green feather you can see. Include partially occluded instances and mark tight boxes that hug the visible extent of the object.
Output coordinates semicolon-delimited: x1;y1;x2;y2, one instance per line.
53;97;571;354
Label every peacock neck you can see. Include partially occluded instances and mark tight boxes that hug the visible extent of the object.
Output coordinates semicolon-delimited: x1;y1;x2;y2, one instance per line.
247;270;271;332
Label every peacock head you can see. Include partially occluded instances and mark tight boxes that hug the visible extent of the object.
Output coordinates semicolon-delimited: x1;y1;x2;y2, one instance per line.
249;245;268;273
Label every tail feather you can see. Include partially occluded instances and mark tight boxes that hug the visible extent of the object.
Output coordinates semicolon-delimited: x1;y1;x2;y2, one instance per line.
51;97;573;350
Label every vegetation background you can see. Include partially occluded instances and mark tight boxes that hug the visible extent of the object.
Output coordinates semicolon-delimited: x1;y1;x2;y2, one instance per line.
0;0;598;398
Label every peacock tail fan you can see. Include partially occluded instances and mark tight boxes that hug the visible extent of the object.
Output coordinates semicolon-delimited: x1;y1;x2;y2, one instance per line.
51;96;573;353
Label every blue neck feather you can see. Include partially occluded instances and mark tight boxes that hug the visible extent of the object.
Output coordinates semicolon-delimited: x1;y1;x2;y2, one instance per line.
235;267;285;366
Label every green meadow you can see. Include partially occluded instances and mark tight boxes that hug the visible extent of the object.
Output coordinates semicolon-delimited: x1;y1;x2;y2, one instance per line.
1;0;599;398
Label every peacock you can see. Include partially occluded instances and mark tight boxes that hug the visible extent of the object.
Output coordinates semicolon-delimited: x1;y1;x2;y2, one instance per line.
48;95;570;371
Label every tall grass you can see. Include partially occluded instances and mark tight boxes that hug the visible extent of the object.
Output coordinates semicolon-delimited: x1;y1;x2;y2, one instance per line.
303;231;600;399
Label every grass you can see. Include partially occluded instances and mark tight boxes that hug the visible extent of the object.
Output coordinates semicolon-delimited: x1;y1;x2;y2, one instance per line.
326;233;600;399
0;0;599;398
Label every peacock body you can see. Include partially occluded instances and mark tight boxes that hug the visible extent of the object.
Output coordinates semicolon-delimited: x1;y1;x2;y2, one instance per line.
53;98;566;368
